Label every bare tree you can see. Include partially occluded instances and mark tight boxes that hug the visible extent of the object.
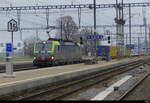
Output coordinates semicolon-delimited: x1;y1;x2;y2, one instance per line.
55;16;78;40
80;28;95;56
80;28;92;36
23;36;40;57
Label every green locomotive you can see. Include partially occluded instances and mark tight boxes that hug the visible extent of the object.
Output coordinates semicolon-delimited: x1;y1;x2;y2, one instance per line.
33;39;82;66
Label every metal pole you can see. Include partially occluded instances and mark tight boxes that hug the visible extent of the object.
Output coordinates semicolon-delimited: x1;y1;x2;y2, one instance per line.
118;1;122;58
116;0;122;59
115;0;125;58
17;10;22;41
138;37;140;55
94;0;96;32
116;0;118;46
143;7;147;54
93;0;97;62
78;8;81;29
61;17;63;40
36;30;39;41
144;17;147;54
126;33;128;45
46;9;49;29
11;31;14;57
129;4;131;45
149;26;150;54
121;0;124;57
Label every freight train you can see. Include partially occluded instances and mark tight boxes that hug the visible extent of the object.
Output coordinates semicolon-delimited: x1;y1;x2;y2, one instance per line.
97;46;131;60
33;38;83;66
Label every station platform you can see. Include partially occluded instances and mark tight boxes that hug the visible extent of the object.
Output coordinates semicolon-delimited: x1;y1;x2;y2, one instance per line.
0;61;32;66
0;56;149;96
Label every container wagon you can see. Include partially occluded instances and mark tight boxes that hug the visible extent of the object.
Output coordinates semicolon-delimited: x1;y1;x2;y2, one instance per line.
97;46;131;60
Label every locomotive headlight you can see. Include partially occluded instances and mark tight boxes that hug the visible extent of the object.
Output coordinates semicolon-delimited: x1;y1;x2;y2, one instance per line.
51;56;54;60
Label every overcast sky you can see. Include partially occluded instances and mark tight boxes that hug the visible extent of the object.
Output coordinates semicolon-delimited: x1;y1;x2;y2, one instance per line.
0;0;150;49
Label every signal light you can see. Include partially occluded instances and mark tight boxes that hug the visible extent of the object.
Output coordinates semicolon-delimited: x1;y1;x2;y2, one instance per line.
80;37;83;44
108;36;111;44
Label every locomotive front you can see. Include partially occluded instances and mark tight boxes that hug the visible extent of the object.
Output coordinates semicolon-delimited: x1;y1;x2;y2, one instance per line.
33;41;58;66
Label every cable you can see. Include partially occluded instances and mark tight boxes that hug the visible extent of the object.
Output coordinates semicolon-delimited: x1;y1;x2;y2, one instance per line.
2;13;45;27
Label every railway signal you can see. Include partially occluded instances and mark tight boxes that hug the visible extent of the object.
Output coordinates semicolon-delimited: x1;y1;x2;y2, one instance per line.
107;36;111;44
80;37;83;44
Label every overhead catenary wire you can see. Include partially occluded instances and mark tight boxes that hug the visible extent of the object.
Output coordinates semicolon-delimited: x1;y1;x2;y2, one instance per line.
1;2;150;11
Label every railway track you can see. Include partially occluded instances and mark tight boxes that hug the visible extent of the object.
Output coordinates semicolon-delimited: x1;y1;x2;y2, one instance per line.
118;71;150;100
0;66;38;73
0;63;82;74
0;63;37;73
0;60;84;73
10;58;149;100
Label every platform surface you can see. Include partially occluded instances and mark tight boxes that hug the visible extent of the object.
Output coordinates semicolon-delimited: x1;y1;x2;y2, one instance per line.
0;61;32;65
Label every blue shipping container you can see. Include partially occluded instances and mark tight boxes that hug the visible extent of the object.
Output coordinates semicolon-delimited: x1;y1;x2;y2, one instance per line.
96;46;110;57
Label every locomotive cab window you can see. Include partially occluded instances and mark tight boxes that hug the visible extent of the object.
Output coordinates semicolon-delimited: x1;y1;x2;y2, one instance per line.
36;43;45;51
45;43;52;51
